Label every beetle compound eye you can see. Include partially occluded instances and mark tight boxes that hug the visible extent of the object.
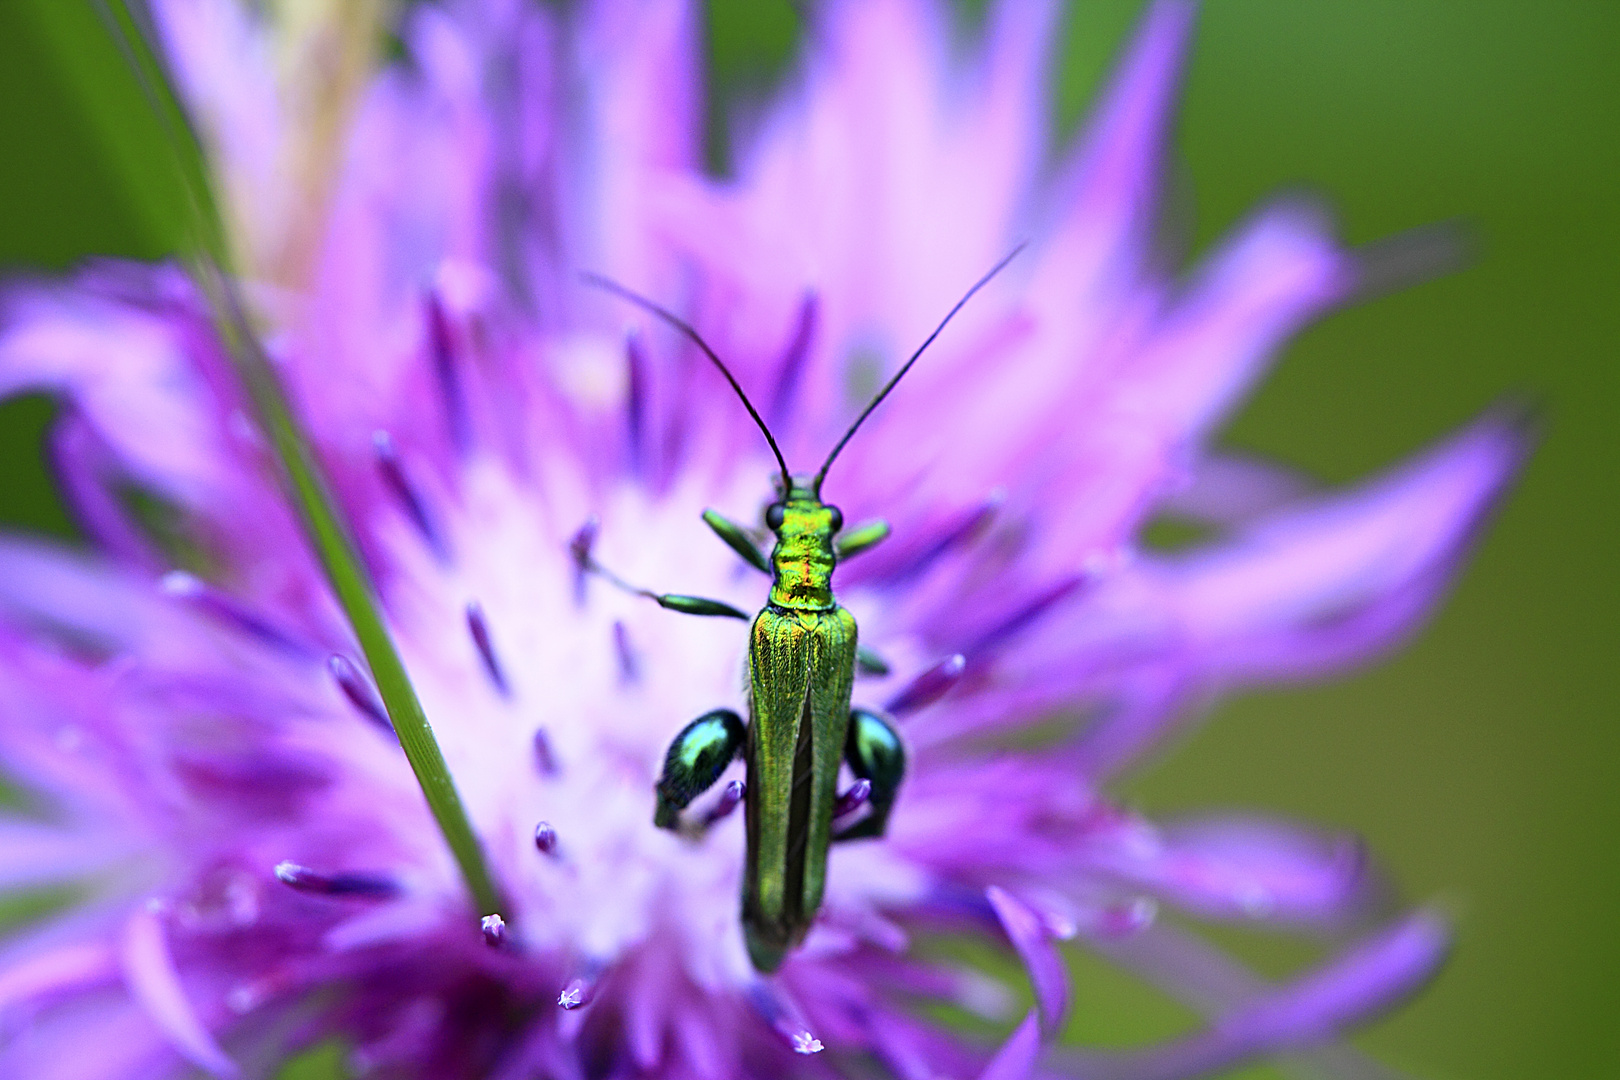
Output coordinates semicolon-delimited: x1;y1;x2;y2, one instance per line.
826;507;844;533
765;504;786;530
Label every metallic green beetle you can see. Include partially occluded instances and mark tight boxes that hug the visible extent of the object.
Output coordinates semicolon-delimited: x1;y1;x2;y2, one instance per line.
586;249;1017;971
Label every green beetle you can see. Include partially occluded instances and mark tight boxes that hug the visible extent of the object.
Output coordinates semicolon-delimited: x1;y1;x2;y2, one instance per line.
585;248;1017;971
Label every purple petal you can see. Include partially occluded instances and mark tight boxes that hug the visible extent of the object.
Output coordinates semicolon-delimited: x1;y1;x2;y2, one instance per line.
0;997;175;1080
659;0;1062;476
1156;452;1316;526
986;886;1069;1031
0;276;327;617
1124;200;1352;440
0;538;151;648
1043;0;1194;283
0;938;115;1013
852;1001;990;1080
1028;200;1352;578
833;200;1350;603
672;999;730;1079
803;0;1194;531
1152;410;1527;682
576;0;698;283
149;0;281;238
972;410;1525;771
0;279;235;504
1216;912;1449;1050
1075;915;1444;1080
1096;813;1374;926
120;905;238;1077
622;945;676;1071
978;1009;1041;1080
0;822;126;890
44;406;160;564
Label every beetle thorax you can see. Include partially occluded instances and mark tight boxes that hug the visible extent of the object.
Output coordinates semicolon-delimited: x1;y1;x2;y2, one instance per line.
768;498;838;611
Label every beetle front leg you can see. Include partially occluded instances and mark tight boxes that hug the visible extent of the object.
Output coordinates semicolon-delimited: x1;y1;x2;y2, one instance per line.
834;708;906;841
834;518;890;559
654;709;747;831
702;508;771;574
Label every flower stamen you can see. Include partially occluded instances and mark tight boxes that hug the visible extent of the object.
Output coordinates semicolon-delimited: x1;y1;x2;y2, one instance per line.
327;654;392;733
273;861;398;899
569;517;599;605
623;334;647;469
890;492;1002;583
557;962;606;1011
766;293;819;425
612;620;639;684
749;982;824;1055
372;430;447;559
701;780;746;828
833;778;872;820
424;292;470;453
160;571;310;656
886;654;966;716
968;576;1084;655
532;728;561;776
465;601;510;697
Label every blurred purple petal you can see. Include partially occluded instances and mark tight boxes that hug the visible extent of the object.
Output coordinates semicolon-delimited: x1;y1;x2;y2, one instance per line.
120;906;238;1077
0;822;127;890
1156;453;1316;527
978;1009;1041;1080
1099;813;1374;926
1076;915;1442;1080
1158;412;1525;680
987;886;1070;1032
1038;0;1194;297
0;939;116;1014
1218;912;1449;1050
1029;201;1353;578
1063;913;1447;1079
0;281;234;507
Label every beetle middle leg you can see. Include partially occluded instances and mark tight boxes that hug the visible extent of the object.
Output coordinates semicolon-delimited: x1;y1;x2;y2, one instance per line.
571;523;750;620
654;708;747;831
833;708;906;841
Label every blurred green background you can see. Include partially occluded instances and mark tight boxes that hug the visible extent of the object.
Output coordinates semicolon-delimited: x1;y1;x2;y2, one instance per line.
1;1;1614;1078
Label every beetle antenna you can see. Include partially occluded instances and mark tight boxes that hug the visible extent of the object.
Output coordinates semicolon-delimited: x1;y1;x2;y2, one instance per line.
812;244;1025;495
583;273;792;489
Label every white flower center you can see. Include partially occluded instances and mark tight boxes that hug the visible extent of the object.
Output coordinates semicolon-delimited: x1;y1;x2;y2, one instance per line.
364;452;925;991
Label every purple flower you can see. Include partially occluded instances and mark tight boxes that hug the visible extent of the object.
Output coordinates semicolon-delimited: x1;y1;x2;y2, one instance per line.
0;1;1522;1078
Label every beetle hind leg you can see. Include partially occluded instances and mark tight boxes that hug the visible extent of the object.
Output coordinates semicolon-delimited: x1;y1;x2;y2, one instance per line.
834;708;906;841
655;709;747;831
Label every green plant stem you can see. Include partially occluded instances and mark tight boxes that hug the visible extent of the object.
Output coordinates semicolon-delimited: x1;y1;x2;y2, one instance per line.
202;268;504;919
66;0;505;922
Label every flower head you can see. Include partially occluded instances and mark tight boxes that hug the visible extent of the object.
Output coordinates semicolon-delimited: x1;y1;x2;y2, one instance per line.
0;1;1522;1078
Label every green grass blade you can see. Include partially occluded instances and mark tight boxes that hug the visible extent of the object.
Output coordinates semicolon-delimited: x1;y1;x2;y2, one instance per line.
196;272;506;922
